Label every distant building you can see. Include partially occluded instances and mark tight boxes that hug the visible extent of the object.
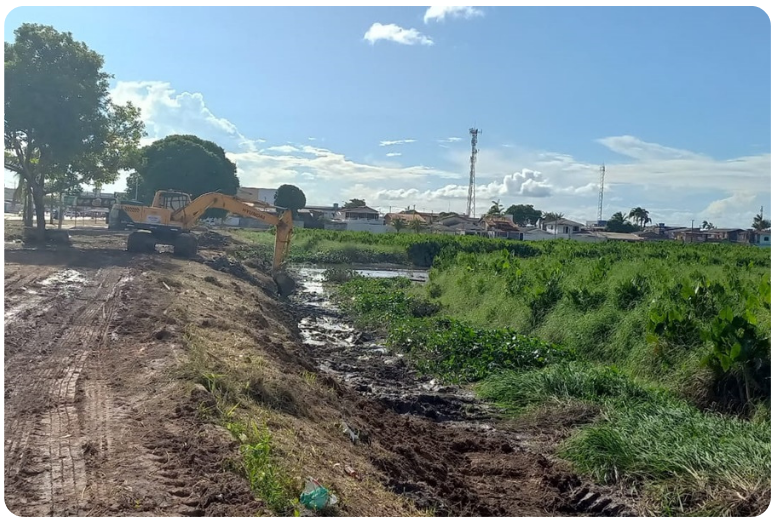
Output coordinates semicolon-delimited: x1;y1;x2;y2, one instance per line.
305;204;340;220
751;229;771;248
540;218;585;237
237;187;276;204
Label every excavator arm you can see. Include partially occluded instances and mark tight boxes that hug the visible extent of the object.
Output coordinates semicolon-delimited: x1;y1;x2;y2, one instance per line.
171;192;294;271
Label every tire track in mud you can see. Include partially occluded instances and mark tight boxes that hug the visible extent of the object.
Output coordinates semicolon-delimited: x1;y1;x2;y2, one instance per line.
4;268;130;516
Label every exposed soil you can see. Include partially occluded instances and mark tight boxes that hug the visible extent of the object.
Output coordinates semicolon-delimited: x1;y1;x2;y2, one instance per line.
4;232;265;516
5;228;639;517
289;267;638;517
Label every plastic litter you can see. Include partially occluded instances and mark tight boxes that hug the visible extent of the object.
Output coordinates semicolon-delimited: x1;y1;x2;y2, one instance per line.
299;477;338;510
344;464;360;480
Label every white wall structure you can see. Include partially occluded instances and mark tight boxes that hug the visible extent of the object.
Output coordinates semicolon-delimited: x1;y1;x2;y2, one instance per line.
237;187;276;204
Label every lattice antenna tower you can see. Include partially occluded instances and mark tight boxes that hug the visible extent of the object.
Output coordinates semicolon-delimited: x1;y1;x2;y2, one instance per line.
597;164;606;222
466;128;481;217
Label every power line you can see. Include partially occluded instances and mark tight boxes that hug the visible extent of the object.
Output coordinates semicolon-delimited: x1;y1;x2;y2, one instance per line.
466;128;480;218
597;164;606;222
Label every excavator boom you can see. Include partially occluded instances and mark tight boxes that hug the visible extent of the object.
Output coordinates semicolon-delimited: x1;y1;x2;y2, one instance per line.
171;192;294;271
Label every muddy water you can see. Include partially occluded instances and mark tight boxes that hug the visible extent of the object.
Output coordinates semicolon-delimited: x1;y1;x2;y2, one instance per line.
290;266;495;422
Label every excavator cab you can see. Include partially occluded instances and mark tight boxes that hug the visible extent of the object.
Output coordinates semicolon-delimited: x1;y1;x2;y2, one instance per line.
153;191;192;211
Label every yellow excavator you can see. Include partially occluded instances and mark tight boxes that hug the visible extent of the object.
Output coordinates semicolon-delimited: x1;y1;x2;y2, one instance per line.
108;190;293;271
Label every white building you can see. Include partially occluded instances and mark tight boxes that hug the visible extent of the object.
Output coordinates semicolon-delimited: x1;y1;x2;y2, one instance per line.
752;229;771;247
237;187;276;205
540;218;585;238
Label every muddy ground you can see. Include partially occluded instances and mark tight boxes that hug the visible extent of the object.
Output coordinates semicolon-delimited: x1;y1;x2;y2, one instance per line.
4;229;638;516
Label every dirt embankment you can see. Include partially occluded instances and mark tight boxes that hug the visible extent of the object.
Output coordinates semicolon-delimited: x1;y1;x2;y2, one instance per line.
4;229;637;516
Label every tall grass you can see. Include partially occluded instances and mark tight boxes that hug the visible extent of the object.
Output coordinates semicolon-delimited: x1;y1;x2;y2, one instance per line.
329;239;771;515
233;228;541;267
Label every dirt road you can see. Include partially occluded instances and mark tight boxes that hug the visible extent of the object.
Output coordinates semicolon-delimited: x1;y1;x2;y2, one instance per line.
4;235;258;516
4;230;637;517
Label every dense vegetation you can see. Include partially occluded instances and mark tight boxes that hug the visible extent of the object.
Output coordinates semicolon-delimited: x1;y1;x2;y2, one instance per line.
233;229;540;266
313;235;771;516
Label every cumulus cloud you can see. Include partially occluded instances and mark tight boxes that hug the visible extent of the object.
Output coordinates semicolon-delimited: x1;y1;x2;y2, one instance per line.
110;81;261;152
347;139;770;227
100;80;459;195
380;139;416;147
423;6;484;24
95;79;769;228
363;23;433;46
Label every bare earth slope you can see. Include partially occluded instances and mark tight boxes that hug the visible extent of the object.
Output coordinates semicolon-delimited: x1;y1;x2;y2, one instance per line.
4;230;637;516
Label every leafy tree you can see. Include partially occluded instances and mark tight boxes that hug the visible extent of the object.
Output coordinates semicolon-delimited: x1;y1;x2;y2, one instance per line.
606;211;640;233
5;23;144;238
752;212;771;231
408;218;426;233
274;184;307;218
392;217;407;233
343;198;365;208
486;200;504;217
506;204;542;226
701;220;715;231
541;211;565;223
628;207;652;228
132;135;238;217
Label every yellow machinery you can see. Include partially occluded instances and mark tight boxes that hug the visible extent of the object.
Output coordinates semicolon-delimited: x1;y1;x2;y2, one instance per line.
108;190;293;271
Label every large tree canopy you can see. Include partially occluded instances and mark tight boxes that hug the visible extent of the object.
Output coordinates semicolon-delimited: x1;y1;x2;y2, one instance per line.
5;23;144;235
274;184;307;218
506;204;542;226
129;134;239;212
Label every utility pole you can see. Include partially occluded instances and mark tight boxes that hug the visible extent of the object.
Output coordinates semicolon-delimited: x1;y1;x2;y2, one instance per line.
135;177;139;200
466;128;480;218
597;164;605;222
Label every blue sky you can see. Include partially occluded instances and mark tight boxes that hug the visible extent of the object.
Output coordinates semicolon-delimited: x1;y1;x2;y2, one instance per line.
4;6;771;227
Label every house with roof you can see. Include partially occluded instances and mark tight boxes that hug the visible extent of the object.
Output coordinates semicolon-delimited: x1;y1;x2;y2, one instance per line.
704;228;751;244
328;205;387;233
481;216;522;240
539;218;585;238
751;229;771;248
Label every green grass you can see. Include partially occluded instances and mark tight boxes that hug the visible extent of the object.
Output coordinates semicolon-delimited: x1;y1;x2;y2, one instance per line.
479;363;771;515
327;239;771;515
225;420;299;516
232;228;541;267
179;327;300;516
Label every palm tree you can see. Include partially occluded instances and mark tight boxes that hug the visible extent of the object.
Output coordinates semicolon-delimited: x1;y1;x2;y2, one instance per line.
752;212;771;231
701;220;715;231
628;207;651;228
486;200;504;217
392;217;407;233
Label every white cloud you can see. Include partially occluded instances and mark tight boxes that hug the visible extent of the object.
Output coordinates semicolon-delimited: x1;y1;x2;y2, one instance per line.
364;23;434;46
92;79;769;228
438;137;462;143
348;138;770;226
110;81;260;152
386;152;402;157
263;145;299;154
379;139;416;146
424;6;484;24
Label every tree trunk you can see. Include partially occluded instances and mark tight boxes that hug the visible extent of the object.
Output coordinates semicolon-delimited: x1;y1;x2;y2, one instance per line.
32;184;47;241
58;192;64;229
23;187;33;227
